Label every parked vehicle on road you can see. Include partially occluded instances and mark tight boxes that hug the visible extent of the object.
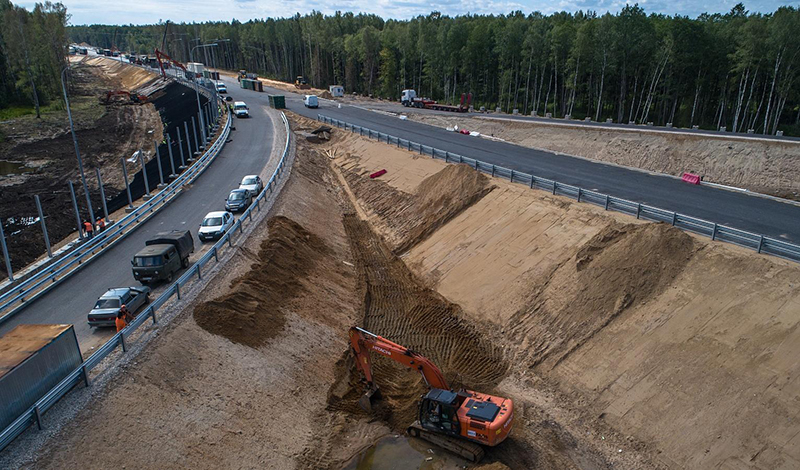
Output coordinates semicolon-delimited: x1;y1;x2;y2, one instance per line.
132;230;195;284
233;101;249;118
239;175;262;195
216;82;227;94
303;95;319;108
225;188;251;212
88;287;151;327
199;211;234;241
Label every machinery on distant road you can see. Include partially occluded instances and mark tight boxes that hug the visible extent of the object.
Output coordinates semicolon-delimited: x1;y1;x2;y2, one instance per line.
154;48;187;79
101;90;148;105
400;89;472;113
295;75;311;89
349;327;513;462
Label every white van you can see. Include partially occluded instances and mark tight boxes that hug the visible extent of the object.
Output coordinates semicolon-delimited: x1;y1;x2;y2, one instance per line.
303;95;319;108
233;101;249;118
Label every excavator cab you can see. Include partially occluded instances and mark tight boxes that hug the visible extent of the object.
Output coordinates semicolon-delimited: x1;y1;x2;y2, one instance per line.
419;389;461;436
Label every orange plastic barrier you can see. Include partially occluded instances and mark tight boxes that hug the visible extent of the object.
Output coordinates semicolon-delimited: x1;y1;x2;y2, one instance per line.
370;169;387;179
682;172;701;185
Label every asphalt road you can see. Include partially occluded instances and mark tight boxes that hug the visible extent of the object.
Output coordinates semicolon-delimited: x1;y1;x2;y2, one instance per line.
221;75;800;244
0;83;275;351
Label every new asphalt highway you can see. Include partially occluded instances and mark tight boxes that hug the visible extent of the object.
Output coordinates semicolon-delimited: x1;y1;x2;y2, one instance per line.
219;74;800;244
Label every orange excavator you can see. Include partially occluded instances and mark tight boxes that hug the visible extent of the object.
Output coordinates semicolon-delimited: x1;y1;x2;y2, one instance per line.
349;327;513;462
154;48;186;79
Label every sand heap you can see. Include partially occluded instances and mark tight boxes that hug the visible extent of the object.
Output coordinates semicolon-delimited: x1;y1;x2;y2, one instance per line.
193;216;331;348
510;222;695;371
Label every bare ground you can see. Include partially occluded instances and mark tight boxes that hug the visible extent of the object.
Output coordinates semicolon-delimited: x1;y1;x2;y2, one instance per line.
0;56;164;273
18;113;800;470
408;113;800;199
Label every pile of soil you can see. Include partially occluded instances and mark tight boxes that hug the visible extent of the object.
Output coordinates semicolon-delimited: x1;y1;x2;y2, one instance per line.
343;163;494;253
193;216;330;348
509;222;695;371
318;90;334;99
327;214;508;429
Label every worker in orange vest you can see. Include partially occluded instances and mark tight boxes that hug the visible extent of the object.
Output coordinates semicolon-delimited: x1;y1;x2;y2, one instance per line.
83;220;94;239
120;304;134;323
96;217;106;232
115;311;127;332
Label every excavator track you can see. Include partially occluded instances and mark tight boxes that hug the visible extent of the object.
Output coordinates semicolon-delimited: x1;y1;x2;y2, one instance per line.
407;422;485;463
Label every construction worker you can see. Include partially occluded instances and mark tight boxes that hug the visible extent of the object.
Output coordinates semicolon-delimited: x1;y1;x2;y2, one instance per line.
120;304;134;323
96;217;106;232
115;311;127;332
83;220;94;239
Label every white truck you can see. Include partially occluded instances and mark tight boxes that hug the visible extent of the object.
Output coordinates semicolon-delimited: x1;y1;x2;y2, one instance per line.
186;62;204;79
233;101;250;118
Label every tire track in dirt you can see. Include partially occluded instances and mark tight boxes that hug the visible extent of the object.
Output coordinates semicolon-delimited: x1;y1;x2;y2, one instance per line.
327;213;508;430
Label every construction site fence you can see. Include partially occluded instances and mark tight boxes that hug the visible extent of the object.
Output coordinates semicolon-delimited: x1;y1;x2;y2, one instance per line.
0;108;289;453
0;80;223;323
317;114;800;264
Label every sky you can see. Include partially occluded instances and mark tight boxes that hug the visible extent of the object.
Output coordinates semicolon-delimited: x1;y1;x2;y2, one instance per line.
16;0;800;25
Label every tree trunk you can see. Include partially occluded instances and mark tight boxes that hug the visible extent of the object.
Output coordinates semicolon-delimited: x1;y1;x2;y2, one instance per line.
595;51;606;121
763;49;783;135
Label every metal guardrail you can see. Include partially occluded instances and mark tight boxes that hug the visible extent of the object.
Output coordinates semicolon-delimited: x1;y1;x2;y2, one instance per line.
0;86;226;324
317;114;800;264
0;112;291;452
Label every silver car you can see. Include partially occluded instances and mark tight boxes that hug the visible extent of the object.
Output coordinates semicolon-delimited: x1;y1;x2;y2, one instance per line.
88;287;151;327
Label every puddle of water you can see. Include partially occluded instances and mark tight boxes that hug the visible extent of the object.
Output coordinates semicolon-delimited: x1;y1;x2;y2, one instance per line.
343;435;468;470
0;160;33;176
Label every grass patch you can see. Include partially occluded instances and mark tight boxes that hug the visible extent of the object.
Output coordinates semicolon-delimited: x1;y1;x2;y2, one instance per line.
0;106;36;120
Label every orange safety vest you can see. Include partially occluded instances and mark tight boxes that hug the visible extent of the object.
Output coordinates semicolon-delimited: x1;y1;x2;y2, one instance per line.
115;317;127;332
97;219;105;229
84;221;93;233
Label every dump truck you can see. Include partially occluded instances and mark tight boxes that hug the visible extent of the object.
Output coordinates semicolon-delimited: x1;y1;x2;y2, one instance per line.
349;327;513;462
131;230;194;284
400;89;472;113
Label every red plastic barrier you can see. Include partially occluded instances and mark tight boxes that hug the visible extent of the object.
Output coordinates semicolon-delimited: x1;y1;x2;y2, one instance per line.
459;129;470;135
370;169;387;179
682;172;701;185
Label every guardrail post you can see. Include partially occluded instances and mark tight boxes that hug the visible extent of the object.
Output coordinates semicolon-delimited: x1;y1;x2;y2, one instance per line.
671;212;677;226
757;236;764;253
711;223;718;241
419;144;422;155
510;170;514;182
396;137;400;148
636;204;642;219
196;264;202;280
407;141;411;151
120;332;127;352
214;246;219;261
491;165;495;177
474;160;478;170
82;365;91;387
34;405;44;430
445;151;449;162
552;182;557;195
604;195;610;210
577;188;582;202
151;306;157;324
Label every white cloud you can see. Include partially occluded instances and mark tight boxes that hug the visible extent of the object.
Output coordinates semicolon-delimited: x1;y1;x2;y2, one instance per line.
14;0;800;25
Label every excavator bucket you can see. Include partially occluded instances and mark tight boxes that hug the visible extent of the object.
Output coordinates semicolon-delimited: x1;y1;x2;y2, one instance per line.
358;385;381;413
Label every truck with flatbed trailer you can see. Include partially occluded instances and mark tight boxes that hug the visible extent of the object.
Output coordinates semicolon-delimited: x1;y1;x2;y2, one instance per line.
400;89;472;113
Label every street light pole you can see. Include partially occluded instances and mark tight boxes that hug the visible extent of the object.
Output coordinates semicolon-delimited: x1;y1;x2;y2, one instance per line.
190;43;218;145
61;66;95;224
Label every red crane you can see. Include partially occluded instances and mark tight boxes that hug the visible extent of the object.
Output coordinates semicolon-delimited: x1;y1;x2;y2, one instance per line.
154;48;186;79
